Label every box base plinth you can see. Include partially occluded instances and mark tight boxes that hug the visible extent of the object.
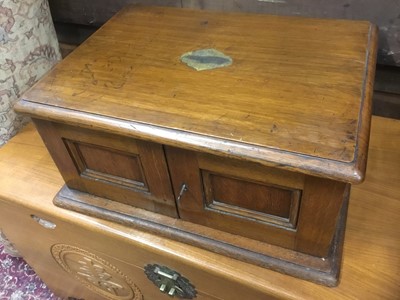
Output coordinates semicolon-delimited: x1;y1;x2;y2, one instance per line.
54;184;350;287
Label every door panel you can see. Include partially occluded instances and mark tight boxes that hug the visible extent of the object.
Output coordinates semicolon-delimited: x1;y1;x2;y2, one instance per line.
165;146;347;257
165;146;303;249
34;119;178;218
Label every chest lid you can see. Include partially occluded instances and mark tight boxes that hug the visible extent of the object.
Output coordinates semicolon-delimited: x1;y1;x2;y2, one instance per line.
16;5;378;183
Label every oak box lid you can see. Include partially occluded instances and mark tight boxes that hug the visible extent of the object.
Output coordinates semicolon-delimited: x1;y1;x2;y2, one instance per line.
16;6;378;183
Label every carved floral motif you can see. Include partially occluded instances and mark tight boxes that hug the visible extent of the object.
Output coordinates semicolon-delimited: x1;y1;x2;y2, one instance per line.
51;244;143;300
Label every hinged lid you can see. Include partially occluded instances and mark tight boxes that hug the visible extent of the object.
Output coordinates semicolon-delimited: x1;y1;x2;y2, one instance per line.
16;6;378;183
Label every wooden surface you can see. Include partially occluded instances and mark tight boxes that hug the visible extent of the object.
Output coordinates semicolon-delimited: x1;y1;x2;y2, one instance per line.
48;0;400;67
0;116;398;299
164;145;347;259
17;5;377;183
34;119;178;218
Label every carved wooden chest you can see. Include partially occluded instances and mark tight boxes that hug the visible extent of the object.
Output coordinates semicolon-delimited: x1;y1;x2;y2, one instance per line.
16;5;377;287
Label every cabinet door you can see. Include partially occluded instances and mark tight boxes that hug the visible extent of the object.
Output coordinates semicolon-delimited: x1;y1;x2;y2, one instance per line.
165;146;303;251
34;119;178;218
165;147;347;258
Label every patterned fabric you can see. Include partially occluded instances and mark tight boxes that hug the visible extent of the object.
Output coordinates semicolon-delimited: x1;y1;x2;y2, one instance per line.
0;0;61;146
0;243;61;300
0;230;21;257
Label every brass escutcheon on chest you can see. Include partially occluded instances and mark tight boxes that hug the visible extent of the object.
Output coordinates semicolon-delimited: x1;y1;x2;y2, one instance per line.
144;264;197;299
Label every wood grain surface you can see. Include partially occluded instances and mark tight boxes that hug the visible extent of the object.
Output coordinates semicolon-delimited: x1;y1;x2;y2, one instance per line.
48;0;400;68
164;145;347;261
33;119;178;218
16;5;378;183
0;116;398;299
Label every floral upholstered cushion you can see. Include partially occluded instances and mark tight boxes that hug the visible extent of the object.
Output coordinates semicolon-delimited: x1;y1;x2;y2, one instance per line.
0;0;61;146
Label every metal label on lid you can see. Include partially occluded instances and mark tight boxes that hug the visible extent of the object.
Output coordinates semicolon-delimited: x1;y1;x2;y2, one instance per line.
181;48;232;71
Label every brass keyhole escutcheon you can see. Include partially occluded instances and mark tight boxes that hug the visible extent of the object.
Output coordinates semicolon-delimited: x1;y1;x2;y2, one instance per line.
144;264;197;299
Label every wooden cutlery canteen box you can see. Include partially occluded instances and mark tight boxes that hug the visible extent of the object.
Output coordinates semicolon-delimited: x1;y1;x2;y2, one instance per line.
15;5;377;287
